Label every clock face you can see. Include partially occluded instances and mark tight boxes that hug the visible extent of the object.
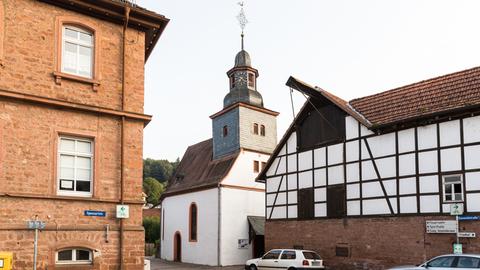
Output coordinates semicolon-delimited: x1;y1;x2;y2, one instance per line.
235;71;248;86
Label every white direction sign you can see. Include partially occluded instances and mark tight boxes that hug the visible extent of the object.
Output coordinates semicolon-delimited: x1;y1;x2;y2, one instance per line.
458;232;476;238
450;203;464;216
426;220;457;233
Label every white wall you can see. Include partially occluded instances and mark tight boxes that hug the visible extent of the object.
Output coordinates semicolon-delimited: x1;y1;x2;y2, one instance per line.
222;149;269;189
161;188;219;265
220;187;265;266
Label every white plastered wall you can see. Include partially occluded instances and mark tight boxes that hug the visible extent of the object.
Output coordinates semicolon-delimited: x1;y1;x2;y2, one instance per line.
221;149;269;189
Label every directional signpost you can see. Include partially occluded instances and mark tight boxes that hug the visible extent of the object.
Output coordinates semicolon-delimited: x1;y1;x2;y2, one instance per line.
450;203;464;254
458;232;476;238
27;217;46;270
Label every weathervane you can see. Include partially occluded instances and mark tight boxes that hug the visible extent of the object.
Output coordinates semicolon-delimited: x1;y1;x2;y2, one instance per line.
237;1;248;50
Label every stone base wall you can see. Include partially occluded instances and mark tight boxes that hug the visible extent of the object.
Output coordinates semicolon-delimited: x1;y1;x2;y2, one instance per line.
266;216;480;270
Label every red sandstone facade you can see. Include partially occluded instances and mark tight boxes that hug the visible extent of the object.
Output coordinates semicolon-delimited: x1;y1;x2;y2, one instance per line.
0;0;168;269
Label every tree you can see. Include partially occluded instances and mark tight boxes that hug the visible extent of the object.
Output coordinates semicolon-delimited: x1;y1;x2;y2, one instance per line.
143;177;165;206
143;158;178;183
143;216;160;243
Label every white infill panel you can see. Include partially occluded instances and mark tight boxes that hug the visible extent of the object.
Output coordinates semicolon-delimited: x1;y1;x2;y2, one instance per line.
288;191;297;204
314;169;326;187
266;194;276;206
314;188;326;202
367;133;395;158
298;150;313;171
287;132;297;154
463;115;480;144
298;171;313;189
275;192;286;205
467;193;480;212
420;195;440;213
345;116;359;140
278;176;287;191
389;198;398;214
347;183;360;199
398;128;415;153
314;203;326;217
328;144;343;165
266;157;280;176
266;207;272;218
400;196;417;214
360;124;374;136
439;120;460;147
419;176;439;193
266;176;281;193
363;199;390;215
465;145;480;170
279;144;287;156
314;147;326;168
287;174;297;190
399;154;416;176
271;206;286;219
376;157;396;178
328;165;344;185
383;180;396;196
466;172;480;191
362;181;384;198
346;163;359;183
346;141;359;162
399;177;417;195
441;148;461;172
361;141;370;159
288;206;298;218
276;157;286;175
361;161;376;181
347;200;360;216
287;154;297;172
417;124;437;150
442;204;450;213
418;151;438;174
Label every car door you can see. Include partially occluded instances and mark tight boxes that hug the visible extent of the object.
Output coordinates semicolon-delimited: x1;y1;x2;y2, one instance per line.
257;250;282;270
424;256;457;270
454;256;480;269
279;250;296;269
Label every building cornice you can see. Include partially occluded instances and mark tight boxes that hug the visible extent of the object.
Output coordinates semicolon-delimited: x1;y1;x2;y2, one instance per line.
210;102;279;119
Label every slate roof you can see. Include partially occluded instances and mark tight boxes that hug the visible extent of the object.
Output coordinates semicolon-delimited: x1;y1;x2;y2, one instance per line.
349;66;480;127
163;139;239;197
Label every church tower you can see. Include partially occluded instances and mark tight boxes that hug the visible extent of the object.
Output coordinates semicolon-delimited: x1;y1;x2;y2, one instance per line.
210;10;278;159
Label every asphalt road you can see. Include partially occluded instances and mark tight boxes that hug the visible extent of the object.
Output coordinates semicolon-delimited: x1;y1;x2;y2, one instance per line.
148;258;244;270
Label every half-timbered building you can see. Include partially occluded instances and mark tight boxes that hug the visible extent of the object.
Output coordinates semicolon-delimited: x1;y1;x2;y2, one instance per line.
258;67;480;269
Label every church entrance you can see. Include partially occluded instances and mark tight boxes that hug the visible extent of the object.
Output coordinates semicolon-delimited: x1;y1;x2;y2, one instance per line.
173;232;182;262
252;235;265;258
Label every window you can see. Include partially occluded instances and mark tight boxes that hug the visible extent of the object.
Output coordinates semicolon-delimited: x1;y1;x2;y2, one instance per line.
281;250;296;260
58;137;94;196
62;26;94;78
327;185;346;218
230;75;235;89
443;175;463;202
298;188;314;219
253;161;260;173
248;72;255;88
261;162;267;171
457;256;480;268
253;123;259;135
426;256;455;267
223;125;228;137
260;125;266;136
189;203;197;242
303;251;321;260
262;250;281;260
56;248;92;265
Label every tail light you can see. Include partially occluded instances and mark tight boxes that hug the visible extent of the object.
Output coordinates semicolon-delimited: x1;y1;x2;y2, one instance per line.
303;260;309;266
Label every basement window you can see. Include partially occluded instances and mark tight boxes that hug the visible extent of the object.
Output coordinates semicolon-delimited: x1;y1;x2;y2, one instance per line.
443;175;463;202
56;248;92;265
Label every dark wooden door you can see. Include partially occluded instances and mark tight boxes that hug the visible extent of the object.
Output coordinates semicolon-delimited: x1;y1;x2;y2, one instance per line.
298;188;314;219
174;232;181;262
327;184;346;218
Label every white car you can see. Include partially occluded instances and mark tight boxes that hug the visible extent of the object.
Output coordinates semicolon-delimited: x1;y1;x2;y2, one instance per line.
245;249;325;270
389;254;480;269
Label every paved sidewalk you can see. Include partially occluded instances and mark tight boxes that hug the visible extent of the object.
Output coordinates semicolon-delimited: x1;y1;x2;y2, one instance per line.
148;258;244;270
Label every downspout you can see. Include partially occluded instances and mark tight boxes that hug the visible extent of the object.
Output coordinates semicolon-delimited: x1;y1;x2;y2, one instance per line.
120;5;131;270
217;185;222;266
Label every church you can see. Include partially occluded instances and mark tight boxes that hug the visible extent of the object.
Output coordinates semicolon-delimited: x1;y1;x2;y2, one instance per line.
159;41;278;265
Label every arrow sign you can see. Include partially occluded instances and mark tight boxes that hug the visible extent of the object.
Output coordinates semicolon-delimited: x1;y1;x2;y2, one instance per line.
450;203;464;216
458;232;476;238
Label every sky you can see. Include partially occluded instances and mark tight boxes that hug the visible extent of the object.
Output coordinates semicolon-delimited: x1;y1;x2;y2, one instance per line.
138;0;480;161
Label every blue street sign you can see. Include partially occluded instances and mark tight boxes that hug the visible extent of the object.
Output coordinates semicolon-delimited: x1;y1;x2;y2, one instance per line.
458;216;480;221
84;210;106;217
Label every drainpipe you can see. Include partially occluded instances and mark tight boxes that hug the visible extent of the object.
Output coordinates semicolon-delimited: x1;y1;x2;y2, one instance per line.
120;5;131;270
217;186;222;266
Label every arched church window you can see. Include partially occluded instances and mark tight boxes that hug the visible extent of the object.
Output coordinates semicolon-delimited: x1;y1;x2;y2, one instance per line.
189;203;197;242
260;125;266;136
223;125;228;137
253;123;259;135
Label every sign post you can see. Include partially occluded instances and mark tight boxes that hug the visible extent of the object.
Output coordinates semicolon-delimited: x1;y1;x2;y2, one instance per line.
450;203;464;250
27;216;46;270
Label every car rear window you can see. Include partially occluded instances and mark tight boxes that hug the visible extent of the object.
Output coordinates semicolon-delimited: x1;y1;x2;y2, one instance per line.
303;251;321;260
281;251;296;260
457;257;480;268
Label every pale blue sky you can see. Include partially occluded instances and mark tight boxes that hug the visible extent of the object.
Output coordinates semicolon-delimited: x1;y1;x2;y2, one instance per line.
139;0;480;161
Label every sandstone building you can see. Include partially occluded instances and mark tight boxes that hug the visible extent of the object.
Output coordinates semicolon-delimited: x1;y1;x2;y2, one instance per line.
258;68;480;269
0;0;168;269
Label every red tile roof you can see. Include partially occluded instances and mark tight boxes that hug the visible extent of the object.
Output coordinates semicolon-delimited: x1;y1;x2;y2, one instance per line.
349;66;480;127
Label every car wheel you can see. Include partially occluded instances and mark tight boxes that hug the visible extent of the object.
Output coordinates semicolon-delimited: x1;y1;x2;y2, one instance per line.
249;264;257;270
288;268;296;270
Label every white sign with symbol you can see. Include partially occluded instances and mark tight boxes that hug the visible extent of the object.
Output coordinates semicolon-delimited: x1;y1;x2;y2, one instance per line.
426;220;457;233
454;243;463;254
450;203;464;216
116;205;129;219
458;232;476;238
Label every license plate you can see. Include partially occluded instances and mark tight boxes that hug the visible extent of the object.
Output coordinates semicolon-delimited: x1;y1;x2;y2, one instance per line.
312;261;320;266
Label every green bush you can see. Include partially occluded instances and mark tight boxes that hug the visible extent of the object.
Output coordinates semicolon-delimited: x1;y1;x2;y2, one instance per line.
143;216;160;243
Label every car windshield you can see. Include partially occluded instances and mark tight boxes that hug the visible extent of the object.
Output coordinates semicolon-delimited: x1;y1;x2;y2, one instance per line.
303;251;321;260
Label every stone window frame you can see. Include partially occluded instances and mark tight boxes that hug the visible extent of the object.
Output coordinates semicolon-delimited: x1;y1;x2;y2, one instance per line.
189;203;198;242
54;16;101;91
55;248;93;265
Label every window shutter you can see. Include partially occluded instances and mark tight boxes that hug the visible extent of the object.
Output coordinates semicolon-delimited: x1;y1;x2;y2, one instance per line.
327;185;346;218
298;188;314;219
